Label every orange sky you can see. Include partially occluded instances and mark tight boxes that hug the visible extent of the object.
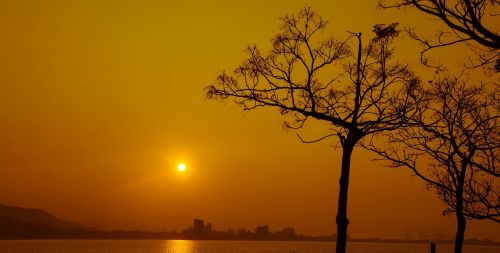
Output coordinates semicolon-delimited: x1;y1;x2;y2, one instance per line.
0;0;498;239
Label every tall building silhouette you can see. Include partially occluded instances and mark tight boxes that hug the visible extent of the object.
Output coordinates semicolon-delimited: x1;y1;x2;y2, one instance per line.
193;218;204;236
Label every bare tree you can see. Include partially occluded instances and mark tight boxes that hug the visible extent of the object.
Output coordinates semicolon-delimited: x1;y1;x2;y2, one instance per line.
206;7;420;253
366;75;500;253
378;0;500;71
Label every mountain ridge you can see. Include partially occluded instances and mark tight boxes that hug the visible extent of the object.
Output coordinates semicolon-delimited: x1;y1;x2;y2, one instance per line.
0;204;92;239
0;204;80;229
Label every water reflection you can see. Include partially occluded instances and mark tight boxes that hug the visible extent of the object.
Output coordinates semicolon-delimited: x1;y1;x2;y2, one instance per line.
164;240;198;253
0;240;498;253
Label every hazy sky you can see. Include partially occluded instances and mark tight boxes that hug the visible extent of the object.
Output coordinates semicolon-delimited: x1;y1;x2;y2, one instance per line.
0;0;498;240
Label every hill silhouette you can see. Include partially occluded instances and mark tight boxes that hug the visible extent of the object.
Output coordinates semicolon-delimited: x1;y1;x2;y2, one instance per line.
0;204;80;228
0;204;89;239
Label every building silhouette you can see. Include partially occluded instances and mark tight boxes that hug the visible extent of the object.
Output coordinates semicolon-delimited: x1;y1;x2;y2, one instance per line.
192;218;214;238
193;218;204;236
255;225;269;238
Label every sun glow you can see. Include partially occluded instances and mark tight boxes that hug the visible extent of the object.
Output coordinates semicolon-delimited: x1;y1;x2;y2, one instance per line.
177;163;186;172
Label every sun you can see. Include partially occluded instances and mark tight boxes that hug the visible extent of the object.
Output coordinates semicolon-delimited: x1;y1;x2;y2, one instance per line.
177;163;186;172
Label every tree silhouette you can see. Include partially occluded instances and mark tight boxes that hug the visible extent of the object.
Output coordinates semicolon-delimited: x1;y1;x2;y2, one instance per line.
366;75;500;253
378;0;500;71
206;7;420;253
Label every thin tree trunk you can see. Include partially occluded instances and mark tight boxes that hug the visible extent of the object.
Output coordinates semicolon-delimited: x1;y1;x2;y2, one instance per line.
454;175;466;253
335;140;355;253
454;160;468;253
454;211;466;253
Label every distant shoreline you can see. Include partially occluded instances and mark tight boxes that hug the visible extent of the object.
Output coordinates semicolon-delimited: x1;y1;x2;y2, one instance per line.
348;238;500;247
1;204;498;247
1;238;499;247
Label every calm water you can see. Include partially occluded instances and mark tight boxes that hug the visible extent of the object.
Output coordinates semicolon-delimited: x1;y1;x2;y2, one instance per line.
0;240;498;253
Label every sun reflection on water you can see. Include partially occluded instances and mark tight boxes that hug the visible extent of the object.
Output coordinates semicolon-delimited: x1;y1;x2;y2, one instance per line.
164;240;198;253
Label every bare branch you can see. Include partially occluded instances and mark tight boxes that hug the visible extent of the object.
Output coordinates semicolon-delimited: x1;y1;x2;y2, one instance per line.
366;74;500;229
379;0;500;71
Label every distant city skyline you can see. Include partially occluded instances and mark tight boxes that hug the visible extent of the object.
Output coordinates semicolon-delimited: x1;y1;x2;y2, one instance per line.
3;203;497;244
0;203;485;241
